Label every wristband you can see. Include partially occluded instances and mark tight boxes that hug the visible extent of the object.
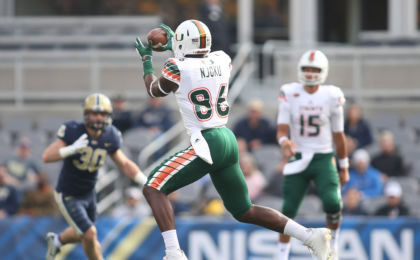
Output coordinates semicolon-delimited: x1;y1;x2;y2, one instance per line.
339;157;349;168
278;136;288;146
134;172;148;185
142;57;154;77
59;146;73;158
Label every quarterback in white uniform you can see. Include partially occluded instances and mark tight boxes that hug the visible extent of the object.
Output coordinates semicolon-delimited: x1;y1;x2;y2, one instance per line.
136;21;333;260
276;50;349;260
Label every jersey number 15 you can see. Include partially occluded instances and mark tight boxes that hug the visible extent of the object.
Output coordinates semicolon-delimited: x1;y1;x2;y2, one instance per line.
300;114;321;137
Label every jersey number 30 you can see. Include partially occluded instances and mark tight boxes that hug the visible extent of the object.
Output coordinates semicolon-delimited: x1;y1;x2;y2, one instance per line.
188;84;229;121
73;147;107;172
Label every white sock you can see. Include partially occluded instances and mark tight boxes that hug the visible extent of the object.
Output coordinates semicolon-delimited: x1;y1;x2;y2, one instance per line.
330;228;339;252
278;242;291;260
283;219;312;242
162;230;180;252
54;234;62;247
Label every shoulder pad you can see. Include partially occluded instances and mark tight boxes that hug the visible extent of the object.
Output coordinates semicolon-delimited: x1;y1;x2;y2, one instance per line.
210;51;231;63
328;85;346;107
280;83;300;96
162;59;181;84
62;120;83;131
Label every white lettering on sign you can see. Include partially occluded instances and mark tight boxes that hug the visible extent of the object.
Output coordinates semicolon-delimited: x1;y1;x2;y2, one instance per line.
188;228;414;260
339;230;368;260
189;231;230;260
371;229;413;260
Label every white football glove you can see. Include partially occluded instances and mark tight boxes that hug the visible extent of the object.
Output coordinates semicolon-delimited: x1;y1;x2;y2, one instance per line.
59;133;89;158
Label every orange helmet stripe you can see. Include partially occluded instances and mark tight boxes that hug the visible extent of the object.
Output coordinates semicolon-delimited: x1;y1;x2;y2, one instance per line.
192;20;206;49
309;51;316;62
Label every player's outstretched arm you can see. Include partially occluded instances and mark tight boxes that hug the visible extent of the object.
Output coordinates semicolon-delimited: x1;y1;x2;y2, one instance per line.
110;149;147;185
42;139;67;162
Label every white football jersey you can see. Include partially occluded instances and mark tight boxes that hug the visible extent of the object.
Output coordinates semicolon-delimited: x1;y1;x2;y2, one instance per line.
277;82;345;153
162;51;231;136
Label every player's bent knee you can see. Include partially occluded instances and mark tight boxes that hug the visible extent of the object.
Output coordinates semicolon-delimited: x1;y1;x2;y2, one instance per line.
83;226;98;243
327;211;342;225
225;204;253;222
323;196;342;214
229;204;253;221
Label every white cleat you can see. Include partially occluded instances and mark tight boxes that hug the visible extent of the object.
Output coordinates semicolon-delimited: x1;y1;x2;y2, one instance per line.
303;228;332;260
163;249;188;260
45;232;60;260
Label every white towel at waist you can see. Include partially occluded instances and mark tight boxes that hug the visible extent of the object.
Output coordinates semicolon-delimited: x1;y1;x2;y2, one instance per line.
190;130;213;165
283;152;314;175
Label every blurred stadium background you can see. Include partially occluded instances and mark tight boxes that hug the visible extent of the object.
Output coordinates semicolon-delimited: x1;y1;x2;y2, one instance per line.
0;0;420;259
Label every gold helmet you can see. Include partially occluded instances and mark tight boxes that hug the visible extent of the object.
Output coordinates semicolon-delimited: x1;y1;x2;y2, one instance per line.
83;93;113;130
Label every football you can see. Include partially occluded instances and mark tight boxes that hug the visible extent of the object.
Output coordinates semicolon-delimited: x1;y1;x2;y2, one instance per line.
146;28;168;52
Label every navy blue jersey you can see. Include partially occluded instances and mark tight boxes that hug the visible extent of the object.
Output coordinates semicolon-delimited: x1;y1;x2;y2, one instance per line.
56;121;122;196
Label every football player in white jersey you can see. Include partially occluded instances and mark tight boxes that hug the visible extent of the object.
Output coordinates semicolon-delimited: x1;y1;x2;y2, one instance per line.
136;21;333;260
276;50;349;260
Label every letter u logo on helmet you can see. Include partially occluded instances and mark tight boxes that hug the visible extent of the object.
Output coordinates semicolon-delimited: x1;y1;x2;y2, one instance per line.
172;20;212;58
83;93;113;130
297;50;329;86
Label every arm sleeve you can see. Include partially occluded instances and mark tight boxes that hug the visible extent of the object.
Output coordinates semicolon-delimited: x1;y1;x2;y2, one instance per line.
276;88;291;125
161;59;180;85
330;87;346;132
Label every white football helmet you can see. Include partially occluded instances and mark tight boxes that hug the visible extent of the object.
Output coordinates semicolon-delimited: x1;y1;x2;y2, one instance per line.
172;20;212;58
297;50;329;86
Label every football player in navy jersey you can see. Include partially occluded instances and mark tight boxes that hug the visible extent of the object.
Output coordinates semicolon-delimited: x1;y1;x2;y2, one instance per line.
42;93;147;260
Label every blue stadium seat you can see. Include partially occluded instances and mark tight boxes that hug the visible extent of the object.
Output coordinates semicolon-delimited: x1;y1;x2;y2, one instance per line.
361;197;386;215
255;195;283;210
298;195;324;219
178;183;204;205
122;127;156;161
410;161;420;180
0;131;12;162
252;144;282;179
43;161;62;186
394;177;419;196
400;145;418;167
405;115;420;142
2;117;33;133
369;113;401;134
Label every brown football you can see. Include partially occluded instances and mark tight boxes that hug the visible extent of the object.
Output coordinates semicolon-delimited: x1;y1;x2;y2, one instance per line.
146;28;168;52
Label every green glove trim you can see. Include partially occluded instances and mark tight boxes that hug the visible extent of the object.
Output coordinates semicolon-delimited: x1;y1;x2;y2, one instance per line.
143;59;154;77
135;38;154;76
156;24;175;52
